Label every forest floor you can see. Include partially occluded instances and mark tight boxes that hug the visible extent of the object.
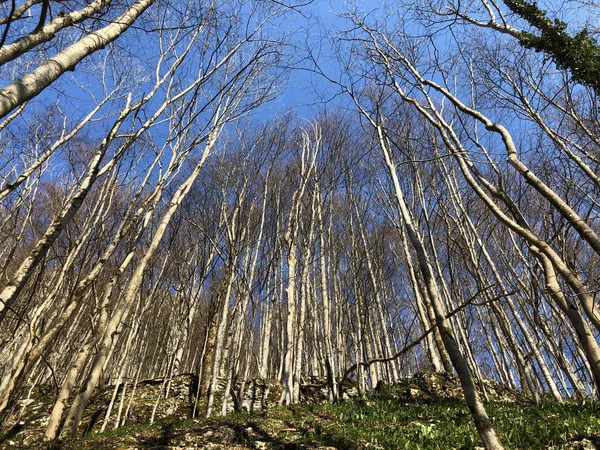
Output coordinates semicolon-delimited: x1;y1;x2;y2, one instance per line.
3;374;600;449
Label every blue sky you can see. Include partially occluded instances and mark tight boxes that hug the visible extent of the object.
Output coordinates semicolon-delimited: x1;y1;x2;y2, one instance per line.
263;0;375;119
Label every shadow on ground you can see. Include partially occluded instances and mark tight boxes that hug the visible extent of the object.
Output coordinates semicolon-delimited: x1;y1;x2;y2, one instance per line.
127;418;353;449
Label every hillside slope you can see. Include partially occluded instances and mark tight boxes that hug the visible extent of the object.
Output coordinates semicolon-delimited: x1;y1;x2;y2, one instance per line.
2;373;599;449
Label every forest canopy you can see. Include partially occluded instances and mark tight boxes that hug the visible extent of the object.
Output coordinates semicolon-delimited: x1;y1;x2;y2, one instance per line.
0;0;599;448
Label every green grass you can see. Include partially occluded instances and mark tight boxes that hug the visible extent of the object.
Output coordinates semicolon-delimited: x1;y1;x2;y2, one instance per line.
290;394;600;449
